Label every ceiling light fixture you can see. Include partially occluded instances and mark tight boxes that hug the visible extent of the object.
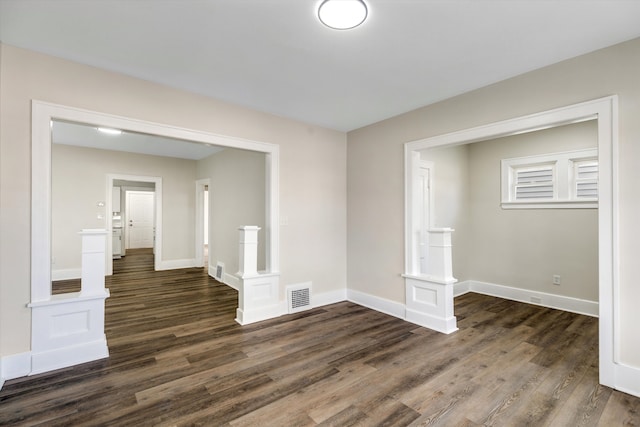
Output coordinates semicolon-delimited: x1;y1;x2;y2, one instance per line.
318;0;368;30
97;127;122;135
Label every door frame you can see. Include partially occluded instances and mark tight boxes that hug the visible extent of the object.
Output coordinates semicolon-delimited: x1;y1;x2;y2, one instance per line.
194;178;210;268
31;100;280;300
107;175;161;274
404;96;619;389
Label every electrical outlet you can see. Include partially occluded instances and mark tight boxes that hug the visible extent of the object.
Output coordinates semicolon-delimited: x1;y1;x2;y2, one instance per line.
553;275;561;285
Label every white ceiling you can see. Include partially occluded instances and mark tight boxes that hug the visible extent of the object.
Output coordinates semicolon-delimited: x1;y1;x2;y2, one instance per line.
52;120;223;160
2;0;640;132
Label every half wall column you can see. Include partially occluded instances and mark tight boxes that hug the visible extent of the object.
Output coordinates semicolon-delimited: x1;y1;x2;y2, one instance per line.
28;228;110;375
79;229;108;296
235;226;282;325
237;226;260;277
403;228;458;334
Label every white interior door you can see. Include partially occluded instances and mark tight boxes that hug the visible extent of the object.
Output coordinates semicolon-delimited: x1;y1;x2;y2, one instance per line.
126;191;155;249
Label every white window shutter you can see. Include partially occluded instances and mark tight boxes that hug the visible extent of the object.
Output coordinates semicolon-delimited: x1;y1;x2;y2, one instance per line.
514;166;554;200
501;149;597;208
575;161;598;199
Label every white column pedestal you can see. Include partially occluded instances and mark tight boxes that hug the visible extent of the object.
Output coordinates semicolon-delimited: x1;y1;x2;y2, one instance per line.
27;229;110;374
238;226;260;278
403;228;458;334
235;226;283;325
403;275;458;334
79;229;108;296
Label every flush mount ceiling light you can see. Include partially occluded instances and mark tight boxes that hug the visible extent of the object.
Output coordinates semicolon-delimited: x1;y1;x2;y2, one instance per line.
97;127;122;135
318;0;368;30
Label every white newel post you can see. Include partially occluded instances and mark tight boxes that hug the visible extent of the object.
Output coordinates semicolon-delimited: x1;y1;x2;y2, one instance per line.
235;226;282;325
79;229;108;295
238;226;260;277
404;228;458;334
427;228;455;283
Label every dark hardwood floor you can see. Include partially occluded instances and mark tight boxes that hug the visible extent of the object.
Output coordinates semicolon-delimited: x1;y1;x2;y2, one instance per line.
1;249;639;426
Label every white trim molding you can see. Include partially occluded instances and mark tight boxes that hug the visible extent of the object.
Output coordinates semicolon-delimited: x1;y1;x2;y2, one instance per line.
313;289;348;308
223;272;241;291
615;363;640;398
455;280;599;318
347;289;406;320
1;352;32;384
156;258;198;271
207;262;240;291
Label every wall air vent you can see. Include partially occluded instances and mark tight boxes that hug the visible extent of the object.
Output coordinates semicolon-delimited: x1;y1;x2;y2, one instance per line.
215;262;225;282
287;282;312;314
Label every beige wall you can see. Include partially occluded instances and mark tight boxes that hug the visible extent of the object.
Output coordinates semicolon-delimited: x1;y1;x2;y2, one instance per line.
469;121;598;301
0;43;347;357
420;144;471;282
419;121;598;299
348;37;640;367
197;149;266;275
52;144;197;271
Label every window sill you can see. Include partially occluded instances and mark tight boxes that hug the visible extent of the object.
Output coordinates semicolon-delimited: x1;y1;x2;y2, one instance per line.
501;200;598;209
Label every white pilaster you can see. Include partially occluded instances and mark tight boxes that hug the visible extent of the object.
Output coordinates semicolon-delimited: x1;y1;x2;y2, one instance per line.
426;228;455;282
79;229;108;296
238;226;261;277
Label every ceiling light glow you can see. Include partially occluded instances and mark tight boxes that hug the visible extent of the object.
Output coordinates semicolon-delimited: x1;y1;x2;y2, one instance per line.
318;0;368;30
97;127;123;135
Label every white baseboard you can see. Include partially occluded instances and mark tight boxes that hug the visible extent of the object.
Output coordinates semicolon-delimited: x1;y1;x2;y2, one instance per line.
347;289;405;320
455;280;599;317
615;362;640;398
235;302;287;325
156;258;197;271
223;273;240;291
30;339;109;375
453;280;470;297
313;289;347;308
1;351;31;387
51;268;81;281
405;308;458;334
207;263;239;290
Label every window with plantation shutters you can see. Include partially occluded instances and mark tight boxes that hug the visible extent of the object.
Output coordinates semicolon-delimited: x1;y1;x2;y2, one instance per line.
501;149;598;209
514;165;555;200
573;160;598;200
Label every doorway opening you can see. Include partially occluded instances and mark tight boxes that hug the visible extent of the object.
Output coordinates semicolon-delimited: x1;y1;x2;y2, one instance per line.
195;178;211;269
108;176;161;274
404;96;618;389
32;101;280;374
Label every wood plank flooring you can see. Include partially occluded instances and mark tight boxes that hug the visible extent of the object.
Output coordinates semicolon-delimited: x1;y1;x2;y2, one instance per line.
2;248;639;426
